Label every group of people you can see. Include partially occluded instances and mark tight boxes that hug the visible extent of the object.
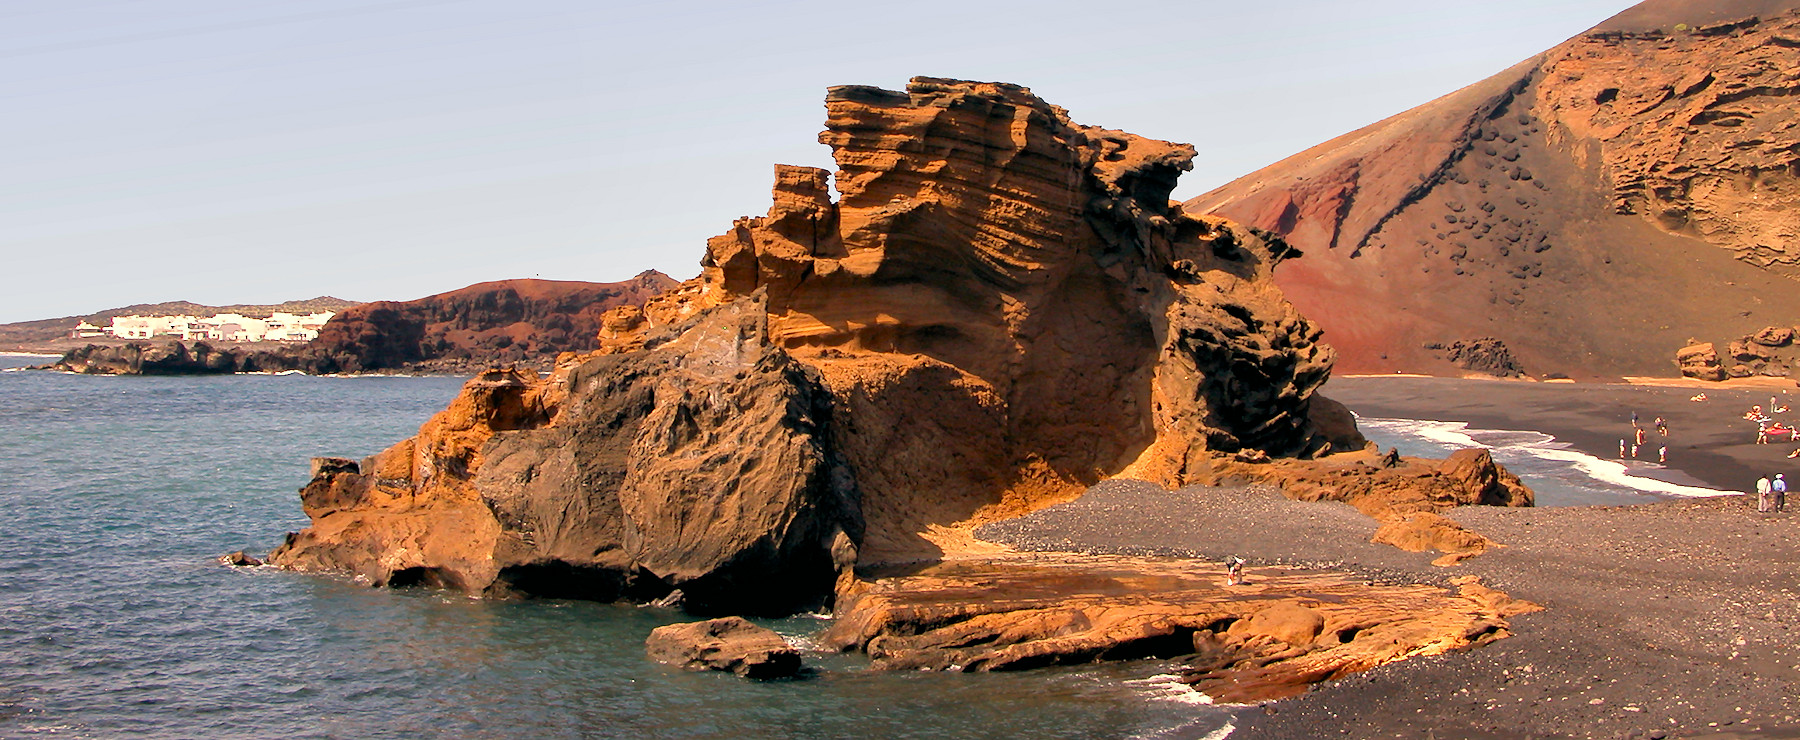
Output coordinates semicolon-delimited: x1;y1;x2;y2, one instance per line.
1757;473;1789;513
1618;411;1669;464
1746;398;1796;445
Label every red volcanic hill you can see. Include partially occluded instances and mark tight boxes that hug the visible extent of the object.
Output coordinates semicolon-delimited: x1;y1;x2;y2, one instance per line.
307;272;677;371
1187;0;1800;380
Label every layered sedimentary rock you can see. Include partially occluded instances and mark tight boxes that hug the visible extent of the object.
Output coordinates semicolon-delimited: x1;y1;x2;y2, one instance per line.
1188;0;1800;379
270;77;1365;611
697;78;1343;556
824;554;1539;703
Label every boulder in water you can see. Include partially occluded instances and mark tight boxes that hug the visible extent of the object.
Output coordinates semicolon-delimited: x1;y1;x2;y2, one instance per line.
645;617;802;679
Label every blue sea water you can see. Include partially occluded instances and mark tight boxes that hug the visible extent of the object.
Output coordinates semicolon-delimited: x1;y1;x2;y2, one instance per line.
0;355;1230;740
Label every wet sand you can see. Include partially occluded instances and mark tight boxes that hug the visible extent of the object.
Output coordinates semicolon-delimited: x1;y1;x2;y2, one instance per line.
1323;375;1800;496
980;481;1800;739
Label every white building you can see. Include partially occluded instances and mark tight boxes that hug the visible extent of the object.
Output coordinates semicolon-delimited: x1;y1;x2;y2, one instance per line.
107;311;334;343
108;315;200;340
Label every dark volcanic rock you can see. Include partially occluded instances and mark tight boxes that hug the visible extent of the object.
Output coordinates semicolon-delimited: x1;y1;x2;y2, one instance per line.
218;551;262;567
1430;337;1525;377
50;341;239;375
645;617;802;679
269;296;861;615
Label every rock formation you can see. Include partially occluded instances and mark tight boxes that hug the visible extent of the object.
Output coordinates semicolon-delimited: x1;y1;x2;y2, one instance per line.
645;617;803;679
823;554;1539;703
1211;447;1533;564
51;340;242;375
269;77;1371;612
1676;325;1800;380
1187;0;1800;379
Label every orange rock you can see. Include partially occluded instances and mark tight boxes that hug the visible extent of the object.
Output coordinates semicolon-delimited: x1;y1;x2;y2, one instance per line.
824;554;1529;704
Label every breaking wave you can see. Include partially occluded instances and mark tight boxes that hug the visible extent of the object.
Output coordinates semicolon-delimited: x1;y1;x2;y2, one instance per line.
1356;417;1727;506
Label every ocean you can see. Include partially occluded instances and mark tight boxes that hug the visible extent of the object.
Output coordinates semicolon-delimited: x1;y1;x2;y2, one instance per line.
0;355;1230;740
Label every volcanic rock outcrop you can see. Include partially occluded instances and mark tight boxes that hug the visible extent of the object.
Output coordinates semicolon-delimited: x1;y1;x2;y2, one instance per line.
1679;324;1800;379
51;340;242;375
269;77;1364;613
824;554;1539;703
1188;0;1800;379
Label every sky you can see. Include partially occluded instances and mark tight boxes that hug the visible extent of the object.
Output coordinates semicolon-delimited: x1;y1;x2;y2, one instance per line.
0;0;1644;323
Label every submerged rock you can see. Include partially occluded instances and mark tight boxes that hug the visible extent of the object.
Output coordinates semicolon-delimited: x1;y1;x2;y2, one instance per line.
645;617;803;679
218;551;262;567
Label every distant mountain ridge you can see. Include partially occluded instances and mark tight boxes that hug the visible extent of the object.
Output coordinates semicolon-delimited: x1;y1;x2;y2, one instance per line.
1187;0;1800;379
0;297;361;345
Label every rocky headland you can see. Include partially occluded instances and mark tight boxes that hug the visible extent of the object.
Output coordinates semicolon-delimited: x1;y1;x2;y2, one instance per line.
263;77;1541;707
43;273;676;376
1188;0;1800;381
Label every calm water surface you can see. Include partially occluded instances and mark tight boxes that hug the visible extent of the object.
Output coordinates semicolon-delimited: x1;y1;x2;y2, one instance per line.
0;356;1227;739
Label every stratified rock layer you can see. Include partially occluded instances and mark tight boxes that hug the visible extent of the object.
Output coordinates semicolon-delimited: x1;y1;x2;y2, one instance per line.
1188;0;1800;379
270;78;1406;614
823;554;1539;703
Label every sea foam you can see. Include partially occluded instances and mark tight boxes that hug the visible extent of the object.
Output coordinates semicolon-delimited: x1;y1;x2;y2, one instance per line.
1357;417;1726;502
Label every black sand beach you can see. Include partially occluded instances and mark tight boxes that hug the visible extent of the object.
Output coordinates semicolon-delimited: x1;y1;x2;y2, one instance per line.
1323;376;1800;497
981;481;1800;738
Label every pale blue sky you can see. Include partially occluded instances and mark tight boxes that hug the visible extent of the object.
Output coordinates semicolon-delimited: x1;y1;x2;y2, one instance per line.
0;0;1640;322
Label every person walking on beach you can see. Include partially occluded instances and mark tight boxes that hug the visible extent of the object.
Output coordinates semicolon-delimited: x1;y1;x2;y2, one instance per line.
1776;474;1788;512
1655;416;1668;436
1757;475;1773;513
1659;445;1667;464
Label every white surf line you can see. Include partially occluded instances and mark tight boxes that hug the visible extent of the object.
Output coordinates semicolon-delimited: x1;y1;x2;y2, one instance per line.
1356;416;1728;499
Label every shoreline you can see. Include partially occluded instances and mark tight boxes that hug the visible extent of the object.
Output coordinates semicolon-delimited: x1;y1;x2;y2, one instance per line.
978;481;1800;738
1322;375;1798;495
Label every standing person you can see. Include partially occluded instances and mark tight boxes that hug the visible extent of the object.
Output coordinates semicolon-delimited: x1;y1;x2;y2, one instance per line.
1776;474;1788;512
1655;416;1668;436
1620;439;1628;458
1757;475;1774;513
1635;426;1647;447
1659;445;1667;464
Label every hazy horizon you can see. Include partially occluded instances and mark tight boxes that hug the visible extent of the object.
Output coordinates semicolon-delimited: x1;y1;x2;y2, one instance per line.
0;0;1641;323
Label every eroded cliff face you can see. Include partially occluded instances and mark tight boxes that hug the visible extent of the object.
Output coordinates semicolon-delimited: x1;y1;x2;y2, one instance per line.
272;77;1361;611
694;78;1336;556
1188;0;1800;378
